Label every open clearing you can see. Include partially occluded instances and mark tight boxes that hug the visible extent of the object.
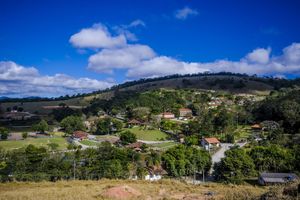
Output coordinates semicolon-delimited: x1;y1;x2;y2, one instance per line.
0;137;68;150
0;179;267;200
124;127;168;141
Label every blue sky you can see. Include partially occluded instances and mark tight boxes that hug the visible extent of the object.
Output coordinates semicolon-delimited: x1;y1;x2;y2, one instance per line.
0;0;300;97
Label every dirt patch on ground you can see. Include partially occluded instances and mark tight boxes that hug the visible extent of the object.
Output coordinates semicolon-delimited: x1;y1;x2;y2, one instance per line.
102;185;142;199
171;193;206;200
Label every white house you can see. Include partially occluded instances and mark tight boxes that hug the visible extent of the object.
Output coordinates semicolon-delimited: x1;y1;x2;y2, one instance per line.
201;137;221;151
144;168;167;181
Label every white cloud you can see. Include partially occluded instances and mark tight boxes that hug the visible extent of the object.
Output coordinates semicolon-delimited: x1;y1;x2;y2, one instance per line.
69;23;127;49
88;44;156;73
117;43;300;78
113;19;146;42
175;6;198;20
282;43;300;64
129;19;145;27
0;61;114;97
70;23;300;80
245;48;271;64
127;56;207;78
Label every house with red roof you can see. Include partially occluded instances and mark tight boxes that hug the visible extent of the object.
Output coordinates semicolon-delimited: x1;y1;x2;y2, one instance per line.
179;108;192;117
158;112;175;119
201;137;221;150
72;131;89;141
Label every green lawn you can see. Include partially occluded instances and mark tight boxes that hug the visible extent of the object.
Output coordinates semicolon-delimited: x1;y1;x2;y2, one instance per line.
79;140;100;146
149;142;178;148
124;127;168;141
0;137;68;150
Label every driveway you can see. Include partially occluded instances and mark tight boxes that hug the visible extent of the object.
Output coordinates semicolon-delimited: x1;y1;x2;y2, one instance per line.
211;142;247;164
209;142;247;175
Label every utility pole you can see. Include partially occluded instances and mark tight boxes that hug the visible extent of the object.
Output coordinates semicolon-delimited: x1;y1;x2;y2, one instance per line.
73;159;76;180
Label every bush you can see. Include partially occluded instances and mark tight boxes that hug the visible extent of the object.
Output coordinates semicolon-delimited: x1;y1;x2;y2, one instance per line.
120;131;137;145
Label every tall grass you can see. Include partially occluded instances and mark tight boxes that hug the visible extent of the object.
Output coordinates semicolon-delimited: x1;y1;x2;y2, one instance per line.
0;179;267;200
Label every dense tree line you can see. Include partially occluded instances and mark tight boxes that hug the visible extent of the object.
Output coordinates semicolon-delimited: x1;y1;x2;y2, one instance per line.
84;90;186;116
0;143;212;182
162;145;211;177
252;89;300;134
214;144;300;183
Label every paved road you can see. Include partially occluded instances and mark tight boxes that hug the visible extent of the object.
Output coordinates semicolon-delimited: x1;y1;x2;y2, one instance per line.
211;142;247;164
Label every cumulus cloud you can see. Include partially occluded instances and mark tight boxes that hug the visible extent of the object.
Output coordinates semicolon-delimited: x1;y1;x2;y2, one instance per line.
87;42;300;79
175;6;198;20
69;23;127;49
0;61;114;97
88;44;156;73
127;56;207;78
70;23;300;80
245;48;271;64
281;43;300;64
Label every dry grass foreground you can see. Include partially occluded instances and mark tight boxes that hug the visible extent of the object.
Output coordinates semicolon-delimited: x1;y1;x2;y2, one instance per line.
0;179;267;200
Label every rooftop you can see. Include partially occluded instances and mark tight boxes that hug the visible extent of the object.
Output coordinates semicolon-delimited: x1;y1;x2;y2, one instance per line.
203;137;220;144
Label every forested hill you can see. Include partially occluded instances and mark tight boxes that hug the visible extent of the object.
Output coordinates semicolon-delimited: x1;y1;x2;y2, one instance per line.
1;72;300;103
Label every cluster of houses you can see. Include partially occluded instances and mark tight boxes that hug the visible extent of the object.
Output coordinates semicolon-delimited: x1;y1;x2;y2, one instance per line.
157;108;193;120
0;110;38;121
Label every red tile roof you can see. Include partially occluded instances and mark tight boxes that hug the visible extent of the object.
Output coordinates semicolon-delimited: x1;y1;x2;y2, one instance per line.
73;131;88;139
251;124;262;129
179;108;192;111
126;142;144;148
204;137;220;144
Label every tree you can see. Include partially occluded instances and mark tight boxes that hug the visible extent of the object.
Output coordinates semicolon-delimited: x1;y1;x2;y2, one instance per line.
213;107;234;135
32;120;49;134
22;132;28;139
249;145;294;172
213;147;256;183
60;116;85;135
51;107;82;122
47;143;59;151
0;127;9;140
162;145;211;177
132;107;150;121
95;117;123;135
185;135;199;146
120;131;137;145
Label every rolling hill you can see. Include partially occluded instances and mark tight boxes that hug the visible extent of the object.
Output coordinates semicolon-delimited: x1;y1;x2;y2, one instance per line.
0;73;299;114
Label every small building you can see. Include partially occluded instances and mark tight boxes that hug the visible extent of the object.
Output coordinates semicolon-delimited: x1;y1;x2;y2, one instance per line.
72;131;89;141
126;141;145;152
179;108;192;117
127;119;141;127
145;167;168;181
258;172;299;185
201;137;220;150
251;124;262;130
158;112;175;119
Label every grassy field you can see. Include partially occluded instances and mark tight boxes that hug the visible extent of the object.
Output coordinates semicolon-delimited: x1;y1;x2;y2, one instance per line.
0;137;68;150
149;141;178;150
0;179;268;200
124;127;168;141
79;140;100;146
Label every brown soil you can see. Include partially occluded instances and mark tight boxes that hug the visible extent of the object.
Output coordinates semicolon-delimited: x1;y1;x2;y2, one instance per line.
102;185;142;199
